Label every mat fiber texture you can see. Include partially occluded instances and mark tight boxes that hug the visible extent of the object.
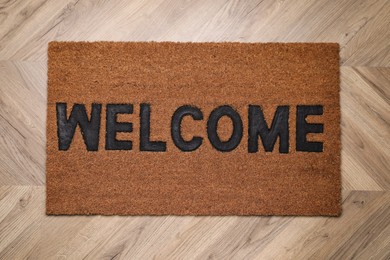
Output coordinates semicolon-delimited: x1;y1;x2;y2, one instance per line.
46;42;341;216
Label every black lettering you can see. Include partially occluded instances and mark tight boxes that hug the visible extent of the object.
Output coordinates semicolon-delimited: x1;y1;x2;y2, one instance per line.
296;105;324;152
171;105;203;152
140;103;166;152
105;104;133;150
207;105;243;152
56;103;101;151
248;105;289;153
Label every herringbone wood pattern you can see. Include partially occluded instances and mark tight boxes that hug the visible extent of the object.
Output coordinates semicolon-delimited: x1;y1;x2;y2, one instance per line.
0;0;389;259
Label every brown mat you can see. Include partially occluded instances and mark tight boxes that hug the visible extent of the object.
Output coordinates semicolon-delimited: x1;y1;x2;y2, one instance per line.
46;42;341;216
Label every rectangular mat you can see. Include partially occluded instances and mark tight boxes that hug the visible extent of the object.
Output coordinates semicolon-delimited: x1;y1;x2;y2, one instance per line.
46;42;341;216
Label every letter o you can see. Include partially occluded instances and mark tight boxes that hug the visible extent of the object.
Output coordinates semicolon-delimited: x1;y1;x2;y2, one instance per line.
207;105;243;152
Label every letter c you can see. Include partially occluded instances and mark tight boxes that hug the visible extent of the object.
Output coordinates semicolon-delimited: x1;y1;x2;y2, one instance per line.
171;105;203;152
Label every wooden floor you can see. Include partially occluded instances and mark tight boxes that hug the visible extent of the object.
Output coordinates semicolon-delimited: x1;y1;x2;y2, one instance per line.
0;0;389;259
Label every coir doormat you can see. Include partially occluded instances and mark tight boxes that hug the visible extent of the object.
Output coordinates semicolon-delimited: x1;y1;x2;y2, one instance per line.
46;42;341;216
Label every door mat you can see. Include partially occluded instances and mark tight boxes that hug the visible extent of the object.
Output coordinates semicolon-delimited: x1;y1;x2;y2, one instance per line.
46;42;341;216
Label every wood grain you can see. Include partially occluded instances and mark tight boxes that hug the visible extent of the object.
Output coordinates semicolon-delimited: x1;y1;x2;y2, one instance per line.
0;0;389;258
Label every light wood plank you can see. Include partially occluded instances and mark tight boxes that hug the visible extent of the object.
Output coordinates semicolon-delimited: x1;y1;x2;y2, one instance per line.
0;0;76;60
340;67;390;191
0;61;47;185
0;187;389;259
342;1;390;66
0;0;388;65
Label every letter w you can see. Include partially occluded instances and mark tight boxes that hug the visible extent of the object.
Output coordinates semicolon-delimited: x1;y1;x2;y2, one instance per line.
56;103;101;151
